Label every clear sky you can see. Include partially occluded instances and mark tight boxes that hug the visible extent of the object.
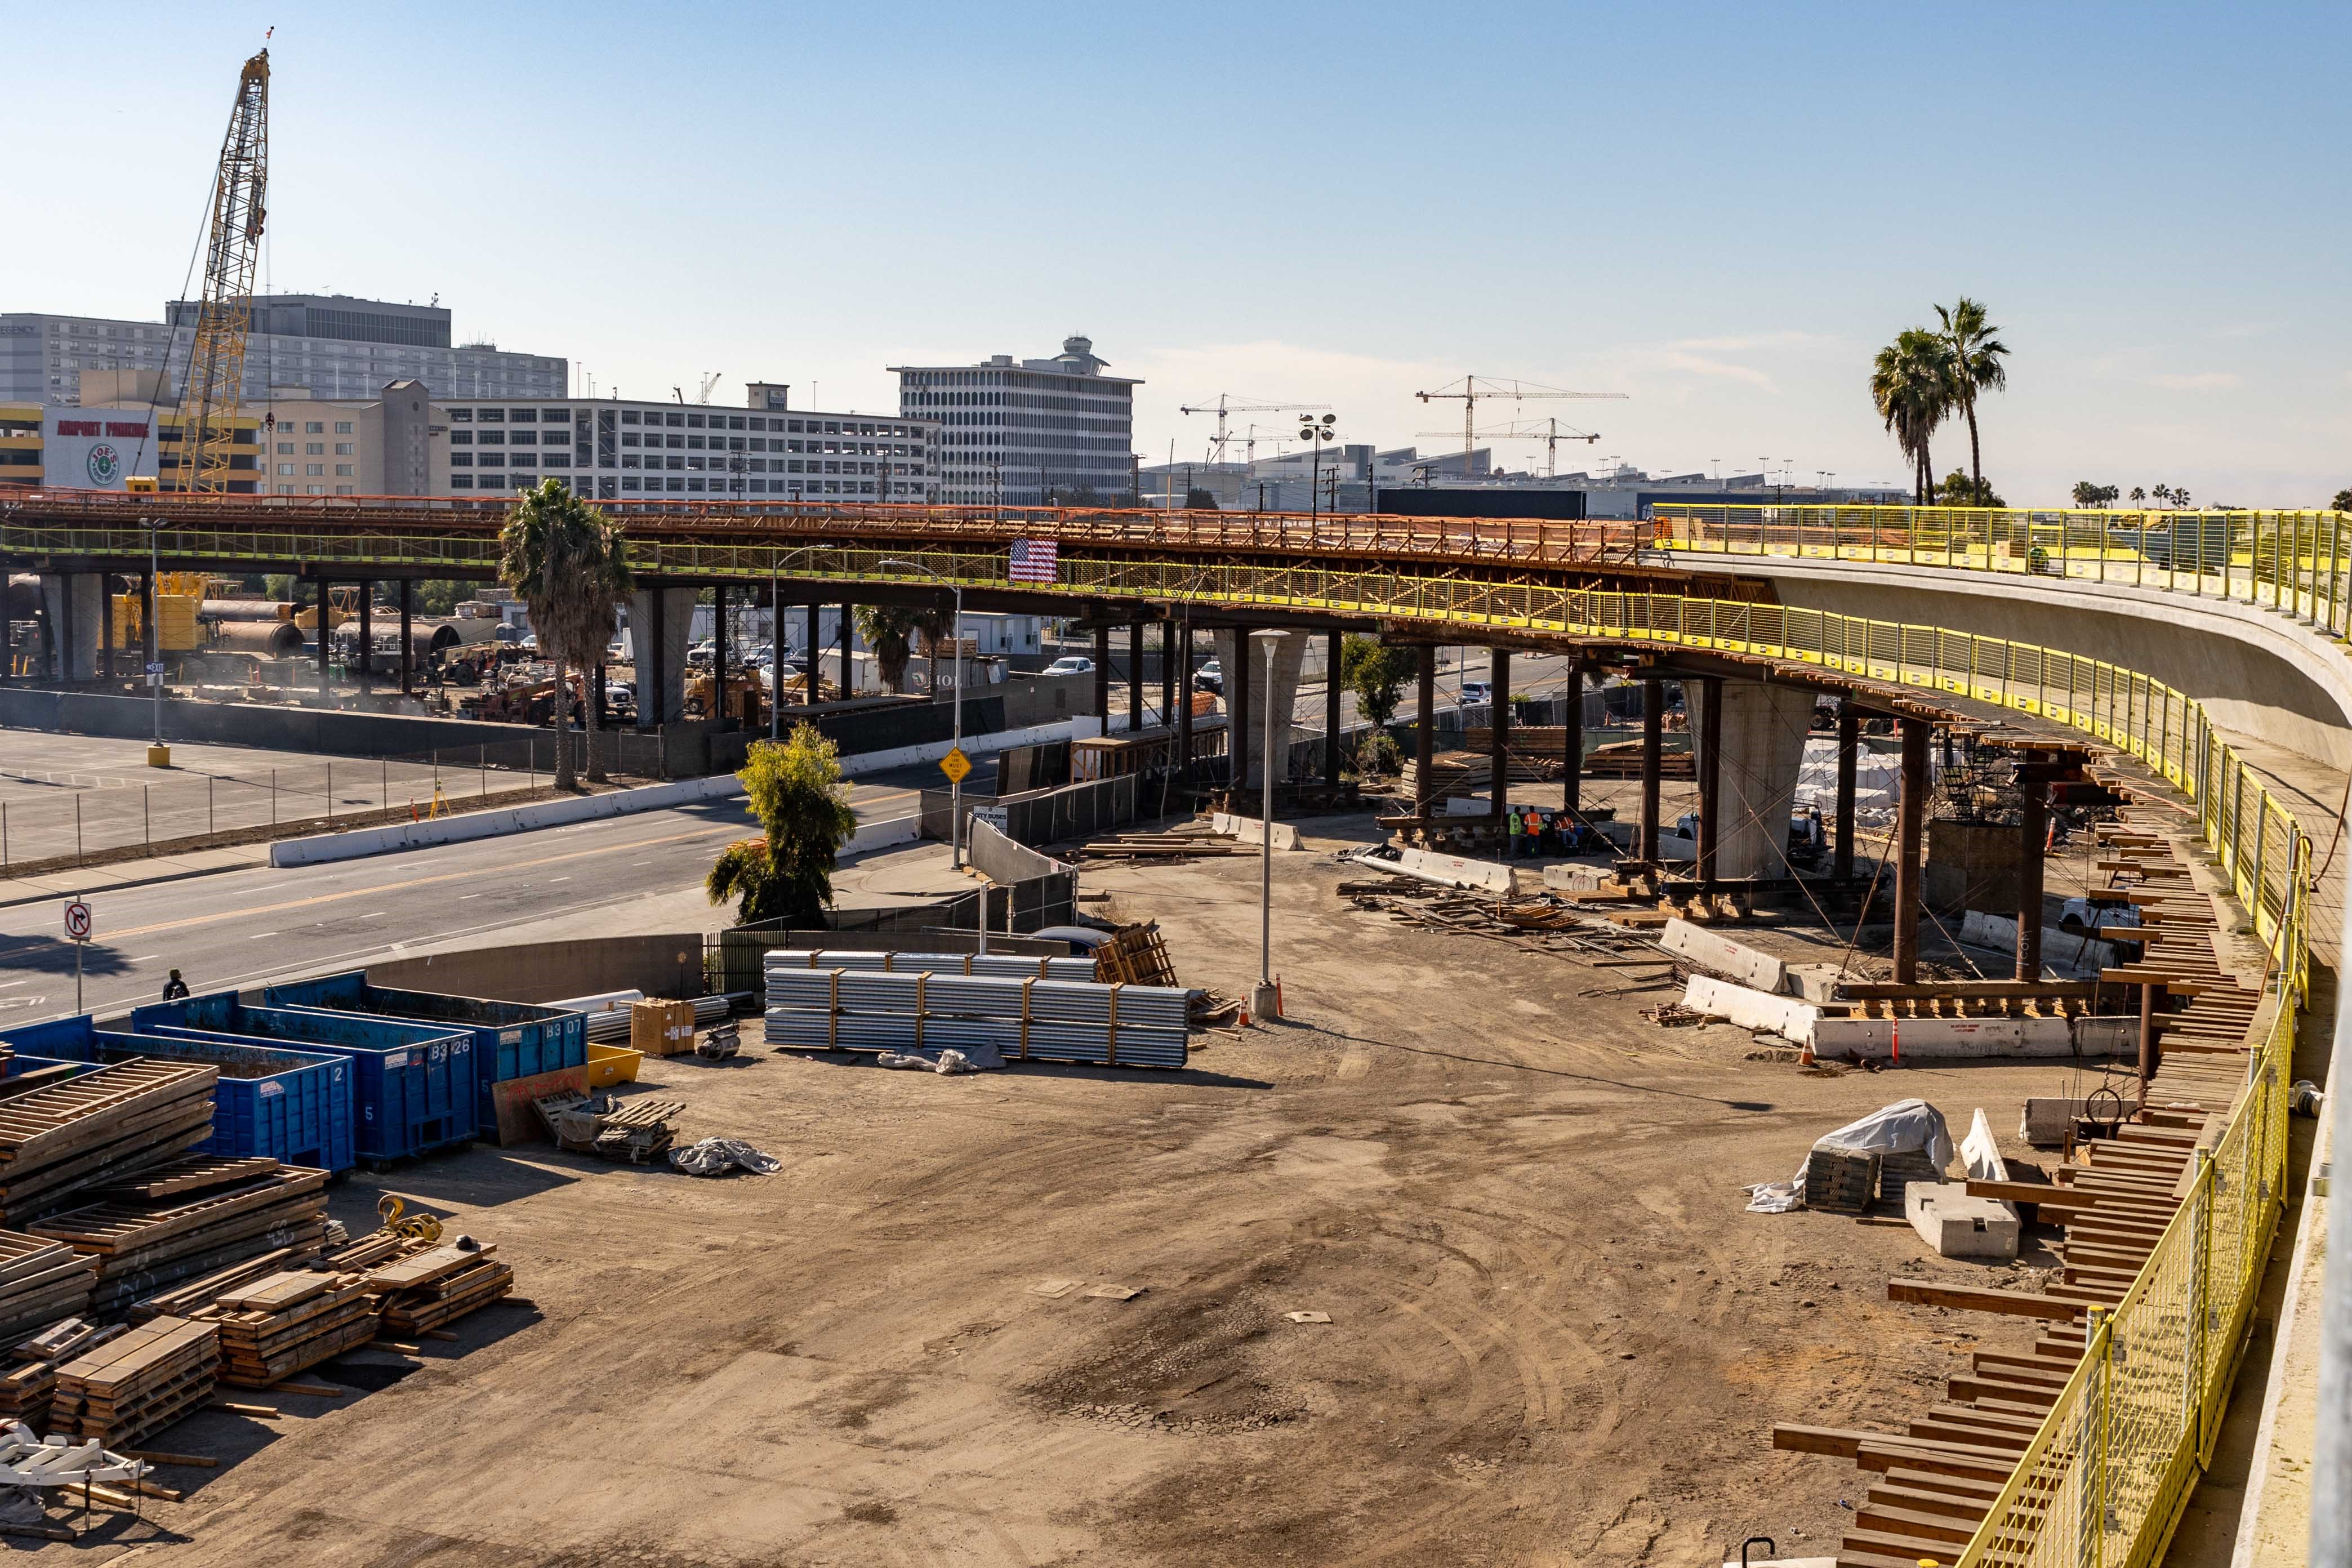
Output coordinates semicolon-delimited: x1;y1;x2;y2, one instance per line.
10;2;2347;506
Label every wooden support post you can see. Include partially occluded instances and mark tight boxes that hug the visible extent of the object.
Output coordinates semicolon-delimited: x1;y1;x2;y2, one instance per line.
1489;647;1511;820
1563;663;1584;817
2138;981;2157;1103
398;578;413;696
1324;630;1343;787
1893;717;1930;985
1696;675;1722;883
1638;678;1663;862
1126;618;1144;733
1834;701;1858;881
2017;768;2049;982
1415;643;1436;828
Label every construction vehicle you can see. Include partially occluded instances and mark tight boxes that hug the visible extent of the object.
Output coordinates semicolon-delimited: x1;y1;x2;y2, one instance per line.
684;668;765;726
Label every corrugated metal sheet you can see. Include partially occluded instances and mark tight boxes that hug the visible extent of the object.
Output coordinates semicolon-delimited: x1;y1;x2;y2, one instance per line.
764;950;1097;982
762;963;1187;1068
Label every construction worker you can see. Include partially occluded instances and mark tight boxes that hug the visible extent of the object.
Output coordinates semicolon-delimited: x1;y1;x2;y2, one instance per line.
161;969;190;1001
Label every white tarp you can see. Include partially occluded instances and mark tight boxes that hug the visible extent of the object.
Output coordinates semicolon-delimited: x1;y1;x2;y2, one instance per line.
1792;736;1905;813
1745;1098;1954;1213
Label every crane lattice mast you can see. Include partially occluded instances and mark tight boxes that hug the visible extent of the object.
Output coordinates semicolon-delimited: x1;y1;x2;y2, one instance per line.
180;50;270;493
1413;376;1624;471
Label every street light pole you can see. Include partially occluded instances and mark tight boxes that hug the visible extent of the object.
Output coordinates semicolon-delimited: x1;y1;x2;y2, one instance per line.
1250;628;1284;1022
881;558;968;879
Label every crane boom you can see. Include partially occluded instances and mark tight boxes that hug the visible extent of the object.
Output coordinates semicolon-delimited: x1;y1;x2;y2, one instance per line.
179;50;270;494
1414;375;1624;469
1417;417;1602;478
1178;392;1332;463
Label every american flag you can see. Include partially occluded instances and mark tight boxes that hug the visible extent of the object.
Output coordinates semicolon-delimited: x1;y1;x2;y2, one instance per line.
1009;538;1059;583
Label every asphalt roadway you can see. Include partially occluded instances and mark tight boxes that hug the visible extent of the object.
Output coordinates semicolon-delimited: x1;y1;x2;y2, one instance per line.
0;776;921;1030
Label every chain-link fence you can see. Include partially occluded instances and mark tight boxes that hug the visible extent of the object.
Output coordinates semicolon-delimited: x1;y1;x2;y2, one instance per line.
0;729;664;872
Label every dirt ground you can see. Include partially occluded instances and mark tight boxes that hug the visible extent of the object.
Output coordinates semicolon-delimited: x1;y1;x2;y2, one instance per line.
51;817;2113;1568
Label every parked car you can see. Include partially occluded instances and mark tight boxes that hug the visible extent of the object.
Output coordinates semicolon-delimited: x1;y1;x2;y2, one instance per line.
1043;655;1095;678
1192;657;1223;694
1459;680;1491;706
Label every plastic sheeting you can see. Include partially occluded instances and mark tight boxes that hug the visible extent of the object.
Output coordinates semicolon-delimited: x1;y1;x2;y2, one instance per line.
669;1138;782;1177
876;1042;1007;1075
1745;1098;1954;1213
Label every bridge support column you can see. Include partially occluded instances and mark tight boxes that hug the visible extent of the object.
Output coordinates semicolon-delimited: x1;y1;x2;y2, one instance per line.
1415;645;1436;828
398;580;414;697
1215;629;1307;791
1092;624;1111;729
1687;678;1814;880
1489;648;1511;821
99;573;115;683
838;602;854;697
1563;663;1584;818
1637;678;1663;862
804;603;820;704
1833;702;1857;881
1177;620;1194;783
1892;718;1930;985
356;584;373;693
1324;630;1342;788
1162;622;1178;738
39;573;100;683
2016;767;2049;982
1127;620;1144;732
631;585;692;729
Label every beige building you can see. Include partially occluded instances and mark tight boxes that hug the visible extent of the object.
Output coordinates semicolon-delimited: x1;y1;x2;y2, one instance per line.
83;372;444;496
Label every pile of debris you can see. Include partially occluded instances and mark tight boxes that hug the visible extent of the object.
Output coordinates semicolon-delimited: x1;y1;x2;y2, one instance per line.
1075;825;1245;861
1094;923;1183;988
534;1091;684;1164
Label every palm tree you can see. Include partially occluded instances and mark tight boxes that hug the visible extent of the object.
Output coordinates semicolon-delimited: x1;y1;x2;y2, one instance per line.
1934;297;2010;500
1870;329;1955;504
499;479;635;790
852;604;947;694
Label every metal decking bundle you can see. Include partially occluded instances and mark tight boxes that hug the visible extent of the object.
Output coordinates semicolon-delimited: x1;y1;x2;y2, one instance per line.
763;961;1187;1068
765;950;1098;982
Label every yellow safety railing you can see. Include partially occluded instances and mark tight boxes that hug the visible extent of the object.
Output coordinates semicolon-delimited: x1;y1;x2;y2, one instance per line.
1654;502;2352;642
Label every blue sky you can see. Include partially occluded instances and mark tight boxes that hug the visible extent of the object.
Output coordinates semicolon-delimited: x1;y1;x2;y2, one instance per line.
10;1;2347;505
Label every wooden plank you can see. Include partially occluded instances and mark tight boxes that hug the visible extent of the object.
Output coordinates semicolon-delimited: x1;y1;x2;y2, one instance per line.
1886;1280;2084;1321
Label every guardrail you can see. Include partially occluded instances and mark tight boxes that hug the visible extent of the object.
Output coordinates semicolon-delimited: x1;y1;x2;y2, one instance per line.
1655;502;2352;642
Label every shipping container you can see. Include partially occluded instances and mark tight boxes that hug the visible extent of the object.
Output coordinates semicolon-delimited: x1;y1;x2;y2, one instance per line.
1;1015;353;1173
262;971;586;1132
133;993;471;1161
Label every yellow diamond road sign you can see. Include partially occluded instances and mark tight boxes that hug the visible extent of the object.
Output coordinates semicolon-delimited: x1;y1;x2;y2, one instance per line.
939;746;972;785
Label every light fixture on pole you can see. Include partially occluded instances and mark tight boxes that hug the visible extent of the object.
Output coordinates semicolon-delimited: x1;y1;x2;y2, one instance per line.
1298;413;1339;525
1249;627;1285;1023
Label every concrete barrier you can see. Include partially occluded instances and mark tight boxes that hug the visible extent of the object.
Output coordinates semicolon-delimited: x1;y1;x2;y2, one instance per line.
1212;812;1302;850
1661;918;1787;992
1357;847;1517;896
269;772;747;866
1682;974;1819;1040
1959;910;2121;975
836;717;1098;779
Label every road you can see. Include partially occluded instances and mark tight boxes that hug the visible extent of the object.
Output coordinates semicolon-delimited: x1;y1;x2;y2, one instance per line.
0;777;919;1029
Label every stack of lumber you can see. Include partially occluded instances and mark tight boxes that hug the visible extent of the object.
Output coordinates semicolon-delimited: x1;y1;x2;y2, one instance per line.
49;1315;219;1447
371;1242;513;1335
1458;728;1568;781
1770;809;2266;1567
132;1241;328;1322
0;1232;98;1342
1073;830;1246;861
1580;738;1695;779
0;1317;121;1435
196;1269;379;1387
0;1062;219;1225
30;1160;330;1316
1803;1148;1881;1215
1397;750;1489;800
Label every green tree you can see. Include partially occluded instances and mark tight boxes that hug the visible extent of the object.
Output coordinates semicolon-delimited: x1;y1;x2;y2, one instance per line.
706;723;859;925
1185;488;1221;511
1340;635;1416;774
2070;482;2118;509
1870;328;1955;504
2129;486;2148;506
853;604;947;694
1940;470;2007;507
1934;297;2010;499
2333;488;2352;512
498;479;635;789
411;580;467;616
263;573;294;601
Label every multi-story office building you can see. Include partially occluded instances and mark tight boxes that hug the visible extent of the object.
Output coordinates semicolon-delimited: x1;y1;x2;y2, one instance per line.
430;391;939;502
890;336;1138;507
0;295;563;407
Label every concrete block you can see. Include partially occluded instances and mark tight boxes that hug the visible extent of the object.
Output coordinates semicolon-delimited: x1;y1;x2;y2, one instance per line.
1541;863;1619;892
1784;963;1845;1003
1365;847;1517;896
1808;1014;2083;1062
1661;918;1787;992
1959;910;2118;976
2021;1095;2140;1145
1212;812;1302;850
2069;1016;2142;1055
1682;974;1820;1040
1904;1181;2021;1260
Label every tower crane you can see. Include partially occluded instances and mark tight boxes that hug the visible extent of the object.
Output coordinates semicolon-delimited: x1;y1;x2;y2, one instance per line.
1417;416;1601;478
1413;376;1624;472
179;49;270;493
1178;393;1331;464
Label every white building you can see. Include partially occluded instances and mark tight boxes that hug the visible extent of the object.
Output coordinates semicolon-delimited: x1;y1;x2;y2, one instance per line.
891;336;1137;507
429;391;940;502
1;295;563;407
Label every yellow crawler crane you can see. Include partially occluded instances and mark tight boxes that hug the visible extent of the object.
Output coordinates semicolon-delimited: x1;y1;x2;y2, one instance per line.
176;50;270;493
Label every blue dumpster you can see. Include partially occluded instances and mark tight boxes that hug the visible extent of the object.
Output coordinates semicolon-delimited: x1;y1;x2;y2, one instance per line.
2;1015;353;1173
263;971;586;1132
133;992;472;1162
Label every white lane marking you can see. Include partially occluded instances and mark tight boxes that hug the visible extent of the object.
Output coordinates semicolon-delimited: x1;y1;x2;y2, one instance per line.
248;931;280;939
0;981;28;991
127;954;161;964
459;893;483;900
548;876;571;883
359;911;386;919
